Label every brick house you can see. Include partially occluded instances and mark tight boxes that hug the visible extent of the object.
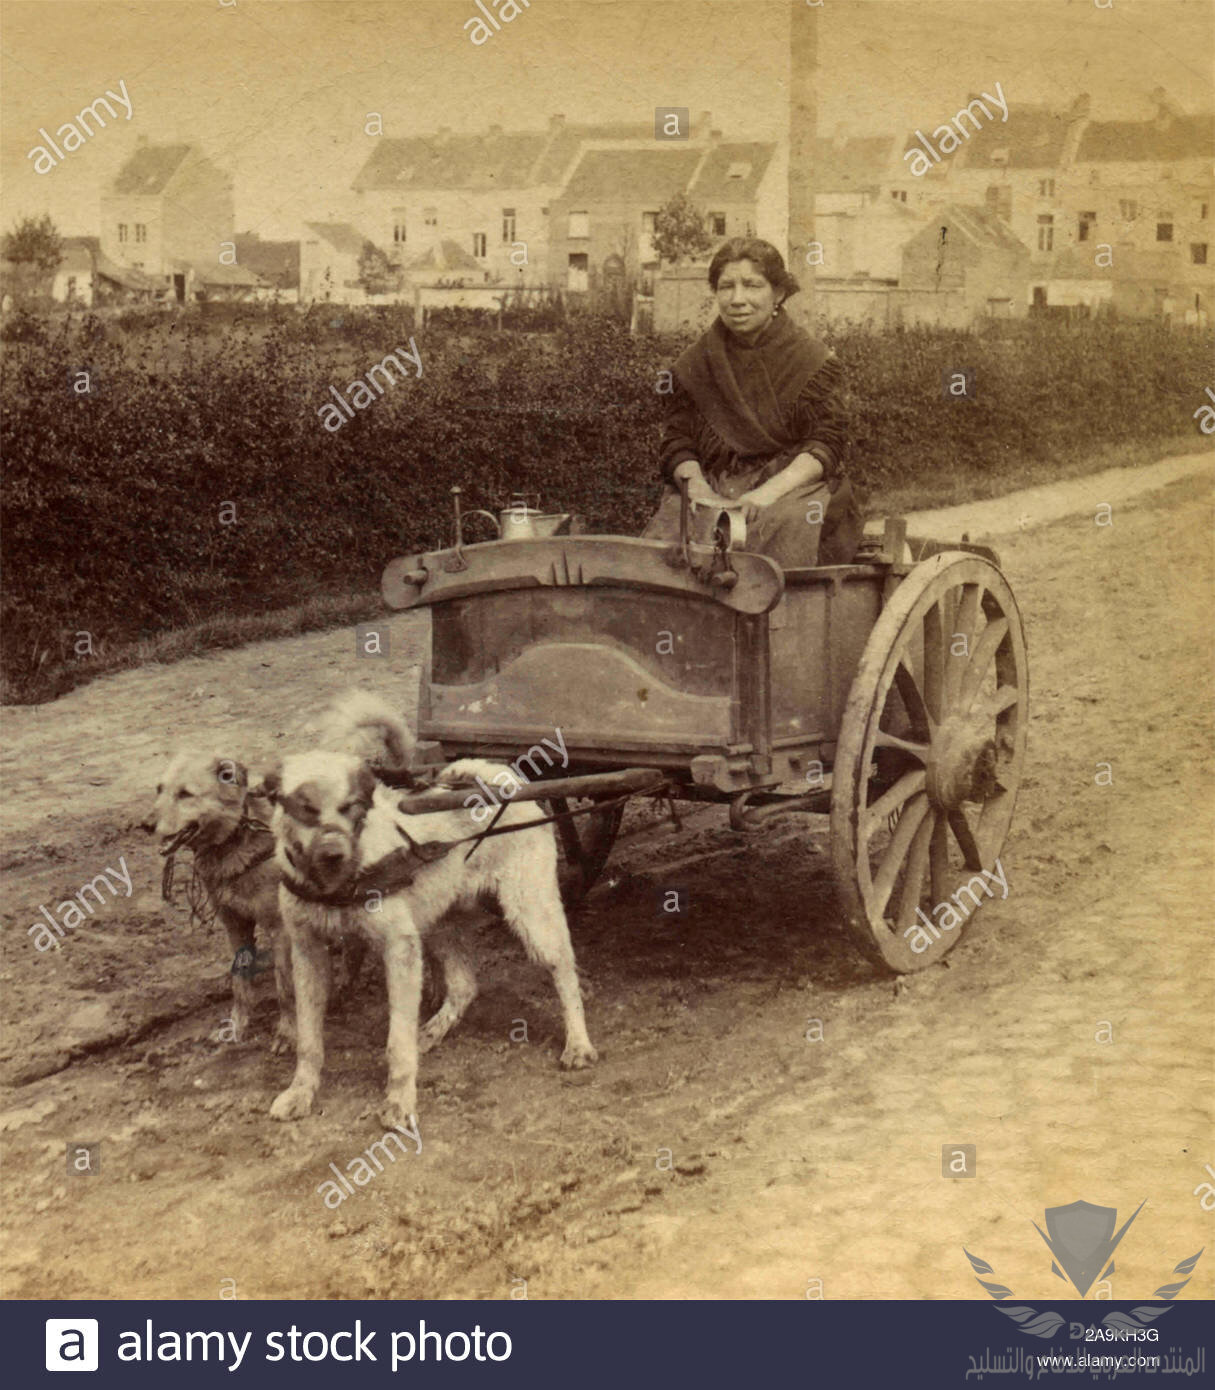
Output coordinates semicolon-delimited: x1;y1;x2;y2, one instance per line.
945;96;1085;271
100;138;234;303
350;124;552;288
300;222;369;304
1058;92;1214;322
899;205;1031;326
548;135;778;299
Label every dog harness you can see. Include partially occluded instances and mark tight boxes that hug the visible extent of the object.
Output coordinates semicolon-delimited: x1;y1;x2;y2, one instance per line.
279;830;456;908
159;816;276;930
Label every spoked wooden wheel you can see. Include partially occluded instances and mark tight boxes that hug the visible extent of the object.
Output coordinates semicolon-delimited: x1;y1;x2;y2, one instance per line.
830;553;1028;972
545;796;625;909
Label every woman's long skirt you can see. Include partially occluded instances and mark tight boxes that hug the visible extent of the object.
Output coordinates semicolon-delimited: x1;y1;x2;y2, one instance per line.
641;464;862;568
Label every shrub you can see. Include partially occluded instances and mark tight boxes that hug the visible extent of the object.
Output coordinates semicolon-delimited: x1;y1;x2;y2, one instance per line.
2;307;1210;703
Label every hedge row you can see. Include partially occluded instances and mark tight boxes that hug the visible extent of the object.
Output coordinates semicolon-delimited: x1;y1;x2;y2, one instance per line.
2;308;1209;699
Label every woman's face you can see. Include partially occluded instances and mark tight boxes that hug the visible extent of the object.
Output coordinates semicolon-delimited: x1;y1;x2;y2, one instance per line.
715;258;780;337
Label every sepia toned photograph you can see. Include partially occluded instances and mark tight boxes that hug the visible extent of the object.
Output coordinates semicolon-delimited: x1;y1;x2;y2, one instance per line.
2;0;1212;1335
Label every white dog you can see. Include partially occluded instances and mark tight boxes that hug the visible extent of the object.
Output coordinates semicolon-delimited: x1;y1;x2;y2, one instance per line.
265;693;597;1128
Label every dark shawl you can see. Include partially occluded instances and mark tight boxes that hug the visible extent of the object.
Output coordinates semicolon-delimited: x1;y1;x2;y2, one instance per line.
672;312;831;461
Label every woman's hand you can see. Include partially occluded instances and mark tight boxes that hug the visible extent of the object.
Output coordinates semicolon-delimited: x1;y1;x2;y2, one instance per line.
674;460;726;506
733;491;768;524
736;453;826;519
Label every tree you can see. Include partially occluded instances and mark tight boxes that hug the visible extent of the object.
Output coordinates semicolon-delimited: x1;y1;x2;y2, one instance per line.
651;193;714;265
357;239;397;296
3;214;63;275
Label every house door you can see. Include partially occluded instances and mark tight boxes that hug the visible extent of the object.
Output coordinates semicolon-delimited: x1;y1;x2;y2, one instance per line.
1031;285;1047;312
173;273;186;304
567;253;588;293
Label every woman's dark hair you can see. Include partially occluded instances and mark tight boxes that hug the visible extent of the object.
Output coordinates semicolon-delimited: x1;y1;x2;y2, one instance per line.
707;237;801;302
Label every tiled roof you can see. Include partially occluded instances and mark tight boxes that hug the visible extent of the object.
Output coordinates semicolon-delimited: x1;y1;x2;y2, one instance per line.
352;121;660;192
352;131;548;192
233;234;300;289
899;131;961;177
945;205;1028;253
562;147;703;203
94;254;161;290
910;205;1028;255
193;262;268;288
405;239;482;273
814;135;896;192
531;121;654;184
110;144;191;195
961;107;1070;169
55;245;95;274
689;142;776;201
1076;113;1215;162
304;222;366;256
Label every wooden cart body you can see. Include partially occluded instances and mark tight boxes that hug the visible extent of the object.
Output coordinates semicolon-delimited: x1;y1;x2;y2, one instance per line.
382;526;1028;974
384;536;893;793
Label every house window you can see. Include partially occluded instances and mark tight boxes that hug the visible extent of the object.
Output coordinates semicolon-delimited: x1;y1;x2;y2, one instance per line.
135;224;147;244
117;223;128;243
1078;211;1096;242
502;208;516;243
891;189;907;203
392;208;407;244
1118;199;1138;220
641;211;657;235
1200;203;1209;220
1037;178;1055;198
1192;243;1209;265
568;210;589;239
472;232;487;258
726;161;750;181
1156;220;1174;242
423;207;438;226
567;252;588;292
1037;215;1054;253
710;212;726;237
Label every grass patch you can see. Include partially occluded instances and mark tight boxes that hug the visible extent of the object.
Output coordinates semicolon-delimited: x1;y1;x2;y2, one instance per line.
872;430;1206;516
2;587;382;706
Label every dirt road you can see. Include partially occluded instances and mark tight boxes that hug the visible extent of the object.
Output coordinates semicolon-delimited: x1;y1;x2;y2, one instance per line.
2;458;1211;1301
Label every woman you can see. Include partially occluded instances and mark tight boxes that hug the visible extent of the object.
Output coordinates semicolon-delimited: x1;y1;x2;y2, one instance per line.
642;237;861;568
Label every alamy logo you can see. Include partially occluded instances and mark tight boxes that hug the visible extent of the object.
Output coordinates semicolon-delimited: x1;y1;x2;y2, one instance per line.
45;1318;99;1371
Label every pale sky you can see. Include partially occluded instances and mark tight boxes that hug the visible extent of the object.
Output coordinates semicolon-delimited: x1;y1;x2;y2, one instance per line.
2;0;1211;239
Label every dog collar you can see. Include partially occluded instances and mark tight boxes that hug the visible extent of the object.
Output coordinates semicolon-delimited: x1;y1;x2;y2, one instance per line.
279;833;455;908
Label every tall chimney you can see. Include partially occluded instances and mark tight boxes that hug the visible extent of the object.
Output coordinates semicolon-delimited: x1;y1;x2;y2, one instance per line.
787;0;818;323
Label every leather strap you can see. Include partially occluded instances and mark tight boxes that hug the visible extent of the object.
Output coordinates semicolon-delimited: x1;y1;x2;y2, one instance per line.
280;834;455;908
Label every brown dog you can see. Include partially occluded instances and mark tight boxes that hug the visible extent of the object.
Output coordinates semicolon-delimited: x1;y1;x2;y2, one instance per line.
142;753;293;1048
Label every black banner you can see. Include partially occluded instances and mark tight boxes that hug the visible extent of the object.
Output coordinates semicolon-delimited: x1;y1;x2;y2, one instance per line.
13;1299;1211;1386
